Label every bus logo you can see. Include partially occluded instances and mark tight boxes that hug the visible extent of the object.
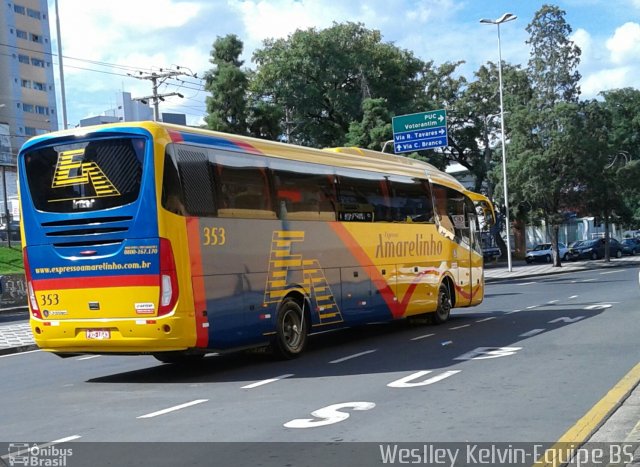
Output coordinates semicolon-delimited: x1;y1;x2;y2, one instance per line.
51;149;120;198
264;230;343;325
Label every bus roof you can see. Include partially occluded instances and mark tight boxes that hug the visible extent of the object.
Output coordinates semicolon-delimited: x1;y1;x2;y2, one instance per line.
20;121;469;194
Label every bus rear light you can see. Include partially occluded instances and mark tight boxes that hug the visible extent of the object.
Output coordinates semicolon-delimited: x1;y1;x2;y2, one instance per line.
22;248;42;319
158;238;178;316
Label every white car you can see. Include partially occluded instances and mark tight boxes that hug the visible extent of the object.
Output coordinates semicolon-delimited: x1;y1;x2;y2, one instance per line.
525;242;570;263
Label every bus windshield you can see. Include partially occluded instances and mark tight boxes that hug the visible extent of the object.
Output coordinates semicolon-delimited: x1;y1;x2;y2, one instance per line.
23;137;145;213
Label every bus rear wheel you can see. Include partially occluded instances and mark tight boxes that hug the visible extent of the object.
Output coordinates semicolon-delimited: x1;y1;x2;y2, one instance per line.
432;284;452;324
271;298;308;359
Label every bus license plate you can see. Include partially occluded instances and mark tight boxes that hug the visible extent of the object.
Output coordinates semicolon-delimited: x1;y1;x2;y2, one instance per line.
86;329;110;340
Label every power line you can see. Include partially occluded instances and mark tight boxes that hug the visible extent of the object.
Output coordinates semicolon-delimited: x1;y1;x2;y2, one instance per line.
129;69;197;121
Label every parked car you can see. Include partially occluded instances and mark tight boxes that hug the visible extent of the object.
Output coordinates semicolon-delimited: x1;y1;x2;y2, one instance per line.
621;238;640;255
567;240;585;261
569;237;623;260
525;242;570;263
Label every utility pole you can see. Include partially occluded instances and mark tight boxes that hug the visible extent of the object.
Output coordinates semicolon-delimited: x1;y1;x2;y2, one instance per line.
54;0;68;129
129;69;191;121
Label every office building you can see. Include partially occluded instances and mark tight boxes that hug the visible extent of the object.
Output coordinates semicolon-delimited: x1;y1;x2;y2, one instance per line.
0;0;58;160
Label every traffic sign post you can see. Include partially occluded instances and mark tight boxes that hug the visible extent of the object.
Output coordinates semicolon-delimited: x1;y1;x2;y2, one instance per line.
392;109;448;154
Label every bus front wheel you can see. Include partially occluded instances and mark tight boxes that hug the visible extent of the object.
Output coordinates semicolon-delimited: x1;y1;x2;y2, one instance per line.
432;284;452;324
271;298;309;359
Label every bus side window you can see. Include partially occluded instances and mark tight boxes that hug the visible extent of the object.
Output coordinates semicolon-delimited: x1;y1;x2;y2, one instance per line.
273;168;336;221
161;148;186;215
432;184;455;239
174;145;216;217
216;165;276;219
388;177;434;223
336;172;388;222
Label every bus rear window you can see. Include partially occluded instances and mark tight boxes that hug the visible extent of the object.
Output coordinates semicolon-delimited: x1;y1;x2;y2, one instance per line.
23;137;145;213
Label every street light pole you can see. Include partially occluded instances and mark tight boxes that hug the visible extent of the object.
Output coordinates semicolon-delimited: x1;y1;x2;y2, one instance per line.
480;12;517;272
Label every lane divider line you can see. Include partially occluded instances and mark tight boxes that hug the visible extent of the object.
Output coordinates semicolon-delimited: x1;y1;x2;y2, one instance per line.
411;333;435;341
329;350;377;364
137;399;209;419
241;374;294;389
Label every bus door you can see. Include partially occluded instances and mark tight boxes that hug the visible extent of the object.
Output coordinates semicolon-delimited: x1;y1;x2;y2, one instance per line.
443;187;474;307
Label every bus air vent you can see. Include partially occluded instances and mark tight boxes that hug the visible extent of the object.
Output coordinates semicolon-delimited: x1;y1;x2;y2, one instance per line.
45;227;128;237
41;216;133;227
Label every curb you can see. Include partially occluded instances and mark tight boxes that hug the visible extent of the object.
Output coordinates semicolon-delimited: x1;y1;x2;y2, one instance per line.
0;343;37;356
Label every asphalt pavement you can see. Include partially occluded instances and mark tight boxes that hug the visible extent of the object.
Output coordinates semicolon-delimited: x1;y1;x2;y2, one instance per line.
1;256;639;465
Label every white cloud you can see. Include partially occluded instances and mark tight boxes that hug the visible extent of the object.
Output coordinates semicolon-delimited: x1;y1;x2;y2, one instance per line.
571;28;592;60
580;67;634;97
606;22;640;64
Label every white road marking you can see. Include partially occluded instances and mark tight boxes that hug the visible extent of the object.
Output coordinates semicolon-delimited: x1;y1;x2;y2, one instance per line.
549;316;585;324
284;402;375;428
547;300;559;304
517;282;537;286
241;374;293;389
411;333;435;341
77;355;101;361
600;270;623;275
455;347;522;361
0;350;40;358
449;324;470;330
505;309;521;314
1;435;81;460
519;329;545;338
476;317;496;323
581;278;597;282
137;399;209;419
569;295;578;299
329;350;377;364
525;305;538;309
388;370;461;388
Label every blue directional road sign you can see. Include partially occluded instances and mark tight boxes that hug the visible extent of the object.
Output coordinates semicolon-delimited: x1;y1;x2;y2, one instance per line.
392;109;448;154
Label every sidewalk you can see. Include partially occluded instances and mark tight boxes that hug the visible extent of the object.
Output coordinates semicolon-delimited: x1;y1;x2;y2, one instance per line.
0;313;35;356
484;254;640;282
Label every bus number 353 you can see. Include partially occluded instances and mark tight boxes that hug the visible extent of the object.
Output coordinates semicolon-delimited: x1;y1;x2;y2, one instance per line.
203;227;226;246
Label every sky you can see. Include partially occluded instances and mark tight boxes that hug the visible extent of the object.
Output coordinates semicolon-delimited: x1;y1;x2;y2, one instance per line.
47;0;640;128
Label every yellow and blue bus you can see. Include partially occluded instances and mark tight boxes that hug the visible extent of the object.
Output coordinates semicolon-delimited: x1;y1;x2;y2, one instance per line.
18;121;494;361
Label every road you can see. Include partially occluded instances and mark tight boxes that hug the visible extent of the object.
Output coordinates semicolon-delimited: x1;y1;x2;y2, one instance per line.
0;266;638;466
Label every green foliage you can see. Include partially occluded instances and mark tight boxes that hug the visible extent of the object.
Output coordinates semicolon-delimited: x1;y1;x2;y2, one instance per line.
251;22;425;148
204;34;249;135
507;5;584;263
345;98;392;151
526;4;581;108
0;246;24;274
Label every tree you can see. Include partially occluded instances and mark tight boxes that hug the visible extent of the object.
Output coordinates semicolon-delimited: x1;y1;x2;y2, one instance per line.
600;88;640;228
526;4;581;109
345;98;392;150
508;4;582;266
251;22;425;148
204;34;249;135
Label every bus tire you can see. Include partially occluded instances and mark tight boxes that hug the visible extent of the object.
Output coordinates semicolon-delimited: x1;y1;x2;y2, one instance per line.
153;351;205;364
432;284;452;324
271;298;308;359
